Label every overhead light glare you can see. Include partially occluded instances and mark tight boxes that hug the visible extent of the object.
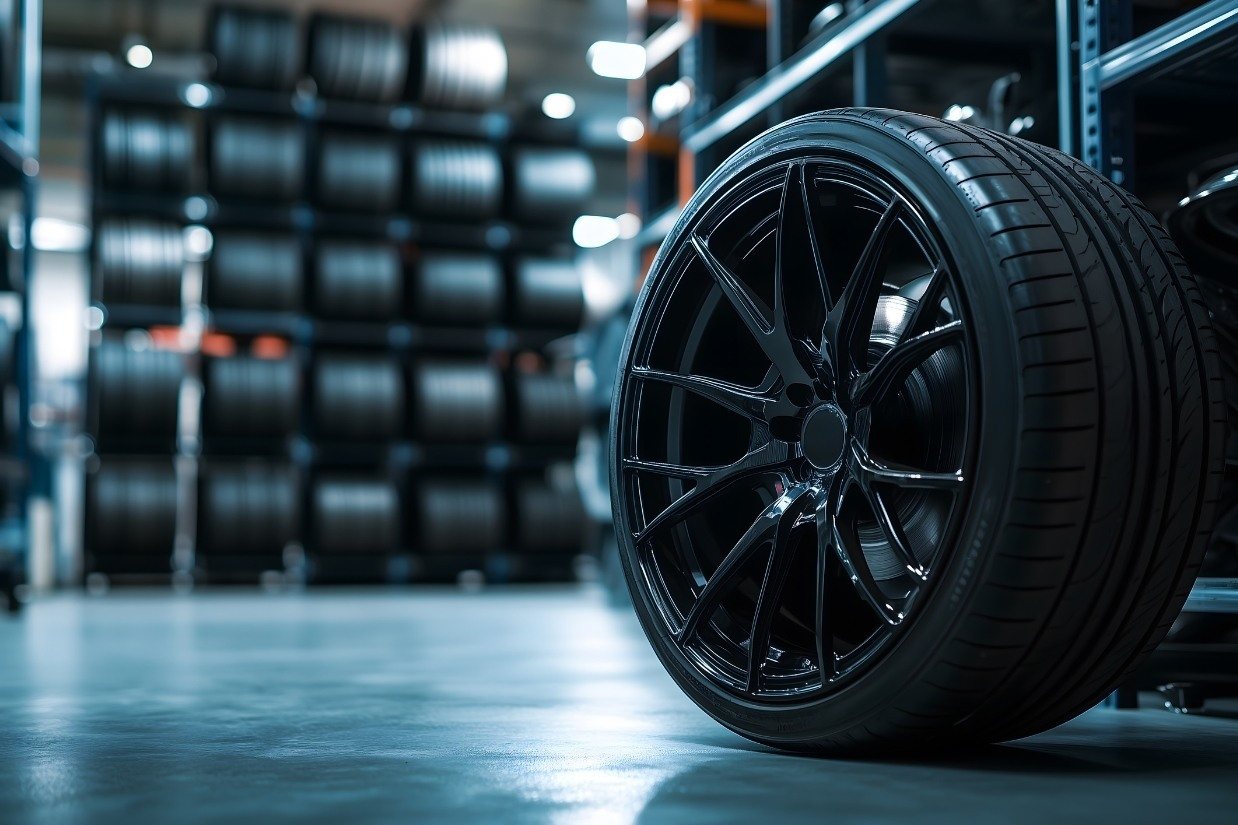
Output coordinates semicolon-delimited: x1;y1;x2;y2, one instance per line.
573;215;621;248
587;41;646;79
541;92;576;119
617;116;645;143
126;43;153;69
650;79;692;121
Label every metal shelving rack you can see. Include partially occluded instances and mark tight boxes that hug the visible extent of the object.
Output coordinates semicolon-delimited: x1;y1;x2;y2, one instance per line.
625;0;1238;700
84;70;586;587
0;0;39;612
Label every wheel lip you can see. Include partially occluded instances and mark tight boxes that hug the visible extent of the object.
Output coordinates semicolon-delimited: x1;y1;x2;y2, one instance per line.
609;114;1019;735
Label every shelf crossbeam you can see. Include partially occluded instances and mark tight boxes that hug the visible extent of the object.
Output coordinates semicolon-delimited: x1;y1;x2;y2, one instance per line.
1089;0;1238;90
682;0;924;153
1184;578;1238;615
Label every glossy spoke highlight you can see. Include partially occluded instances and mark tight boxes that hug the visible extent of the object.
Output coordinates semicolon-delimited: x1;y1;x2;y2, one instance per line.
677;485;811;645
632;366;771;420
825;199;902;378
850;320;964;407
631;440;796;542
849;440;964;491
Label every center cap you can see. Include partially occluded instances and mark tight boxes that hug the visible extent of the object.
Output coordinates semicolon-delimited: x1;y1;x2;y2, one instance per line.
802;403;848;471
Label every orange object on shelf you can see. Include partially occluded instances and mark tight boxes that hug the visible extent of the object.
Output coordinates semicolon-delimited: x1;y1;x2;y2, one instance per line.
250;335;291;359
687;0;768;29
199;332;238;358
147;326;184;349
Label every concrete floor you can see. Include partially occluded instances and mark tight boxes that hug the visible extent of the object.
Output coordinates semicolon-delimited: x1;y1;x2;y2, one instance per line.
2;590;1237;824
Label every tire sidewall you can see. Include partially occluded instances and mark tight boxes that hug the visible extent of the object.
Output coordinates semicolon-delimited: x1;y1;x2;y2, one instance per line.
609;112;1023;747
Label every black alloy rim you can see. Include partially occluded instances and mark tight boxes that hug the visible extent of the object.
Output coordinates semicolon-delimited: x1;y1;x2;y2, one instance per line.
615;153;978;702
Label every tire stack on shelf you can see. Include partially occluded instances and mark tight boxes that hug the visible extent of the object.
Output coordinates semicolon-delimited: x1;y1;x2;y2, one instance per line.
86;102;191;576
83;3;595;586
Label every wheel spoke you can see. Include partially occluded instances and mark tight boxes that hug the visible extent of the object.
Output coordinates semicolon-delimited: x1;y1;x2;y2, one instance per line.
777;163;831;317
621;458;710;480
852;473;927;580
690;233;771;341
677;484;810;645
814;493;836;684
850;320;963;408
745;489;811;692
691;233;814;387
849;439;964;491
632;366;771;420
630;440;796;542
899;262;949;341
825;198;902;378
831;491;902;626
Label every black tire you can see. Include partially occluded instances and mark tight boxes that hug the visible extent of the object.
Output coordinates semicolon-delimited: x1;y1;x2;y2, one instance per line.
609;108;1224;752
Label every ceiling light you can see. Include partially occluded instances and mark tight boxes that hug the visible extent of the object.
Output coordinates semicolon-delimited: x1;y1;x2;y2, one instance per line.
182;83;212;108
541;92;576;119
587;41;646;80
943;104;977;122
616;116;645;143
126;43;153;69
573;216;621;248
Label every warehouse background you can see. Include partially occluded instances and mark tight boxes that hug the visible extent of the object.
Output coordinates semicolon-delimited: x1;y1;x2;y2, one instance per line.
1;0;1237;819
13;0;638;589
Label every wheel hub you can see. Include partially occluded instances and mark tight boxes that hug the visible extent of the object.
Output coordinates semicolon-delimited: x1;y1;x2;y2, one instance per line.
801;403;847;471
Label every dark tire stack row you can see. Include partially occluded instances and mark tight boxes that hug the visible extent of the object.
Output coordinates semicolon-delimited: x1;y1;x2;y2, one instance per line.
201;356;300;439
509;147;596;224
509;372;585;444
87;459;178;563
311;477;401;555
89;344;181;442
410;361;505;442
208;117;304;202
313;241;402;321
100;110;193;192
412;253;504;324
415;480;506;559
210;5;508;109
307;15;410;104
197;463;299;559
207;232;302;312
316;132;402;212
208;5;301;91
312;354;404;440
409;141;503;218
412;24;507;110
95;220;184;308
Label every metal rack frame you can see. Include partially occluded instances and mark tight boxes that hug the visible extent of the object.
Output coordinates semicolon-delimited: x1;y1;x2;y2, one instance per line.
0;0;40;612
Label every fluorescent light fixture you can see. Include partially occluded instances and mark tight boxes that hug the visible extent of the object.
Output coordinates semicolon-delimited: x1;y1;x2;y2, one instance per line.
616;116;645;143
126;43;153;69
573;215;621;248
587;40;646;79
541;92;576;119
